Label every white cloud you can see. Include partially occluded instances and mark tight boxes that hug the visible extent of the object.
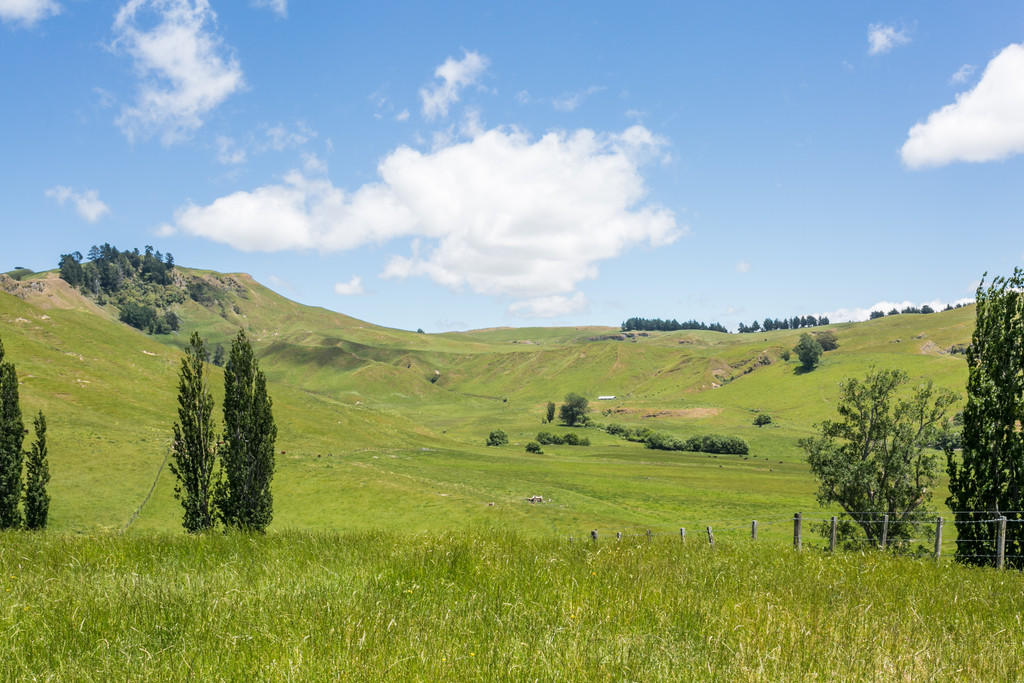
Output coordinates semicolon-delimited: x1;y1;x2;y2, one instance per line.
172;124;679;315
420;50;489;120
262;121;316;151
508;292;589;318
215;135;246;164
46;186;111;223
949;63;975;85
867;23;910;56
902;43;1024;168
395;109;410;122
735;260;751;274
0;0;60;27
249;0;285;17
333;276;364;296
553;86;605;112
112;0;245;145
818;298;973;323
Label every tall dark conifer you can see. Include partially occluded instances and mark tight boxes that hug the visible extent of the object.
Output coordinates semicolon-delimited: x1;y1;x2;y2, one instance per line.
215;330;276;532
23;411;49;530
0;338;26;529
948;269;1024;567
169;333;218;532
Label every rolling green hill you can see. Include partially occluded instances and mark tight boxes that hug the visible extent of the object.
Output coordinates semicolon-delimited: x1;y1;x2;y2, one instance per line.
0;269;973;536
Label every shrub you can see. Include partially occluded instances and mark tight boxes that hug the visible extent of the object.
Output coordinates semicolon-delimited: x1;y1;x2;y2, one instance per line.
525;441;542;454
754;413;772;427
485;430;508;447
536;431;562;445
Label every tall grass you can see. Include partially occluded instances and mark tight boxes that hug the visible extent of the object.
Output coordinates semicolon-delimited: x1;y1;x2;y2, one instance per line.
2;530;1020;680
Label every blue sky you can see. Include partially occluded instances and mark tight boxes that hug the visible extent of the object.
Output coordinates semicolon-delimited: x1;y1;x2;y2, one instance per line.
2;1;1023;332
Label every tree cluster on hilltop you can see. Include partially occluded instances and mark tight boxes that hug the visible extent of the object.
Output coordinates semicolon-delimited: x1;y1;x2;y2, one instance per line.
738;315;830;334
58;244;182;334
621;317;728;333
868;302;967;319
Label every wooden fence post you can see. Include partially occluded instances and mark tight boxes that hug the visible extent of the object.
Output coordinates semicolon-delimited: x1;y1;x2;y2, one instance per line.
680;527;686;542
829;515;837;553
997;516;1007;570
751;520;757;541
934;517;943;561
616;531;622;541
591;530;598;542
647;529;653;541
880;514;889;550
793;512;802;551
706;526;715;547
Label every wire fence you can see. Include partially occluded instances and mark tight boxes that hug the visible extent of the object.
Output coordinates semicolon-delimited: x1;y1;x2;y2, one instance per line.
573;511;1024;569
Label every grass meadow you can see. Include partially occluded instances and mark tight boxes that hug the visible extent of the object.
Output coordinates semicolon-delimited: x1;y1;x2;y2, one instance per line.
2;530;1021;681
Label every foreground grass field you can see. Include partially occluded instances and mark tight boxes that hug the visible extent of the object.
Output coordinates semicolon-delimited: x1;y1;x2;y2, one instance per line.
2;531;1021;681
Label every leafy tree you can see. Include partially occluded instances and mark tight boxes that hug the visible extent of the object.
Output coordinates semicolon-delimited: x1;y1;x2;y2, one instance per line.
211;344;225;367
801;369;957;546
814;330;839;352
753;413;772;427
486;429;509;446
170;333;218;532
869;310;885;320
23;411;49;530
525;441;542;454
215;331;277;532
794;333;823;371
546;401;556;423
947;270;1024;566
558;393;590;426
0;338;26;529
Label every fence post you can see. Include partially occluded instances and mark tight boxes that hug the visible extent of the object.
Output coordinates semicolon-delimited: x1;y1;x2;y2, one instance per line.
706;526;715;547
880;514;889;550
647;529;653;541
616;531;622;541
793;512;802;551
829;515;837;553
751;520;757;541
591;530;598;542
680;527;686;542
997;516;1007;570
934;517;943;561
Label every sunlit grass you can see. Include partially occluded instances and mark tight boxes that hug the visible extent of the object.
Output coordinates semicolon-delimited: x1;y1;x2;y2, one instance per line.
1;530;1019;681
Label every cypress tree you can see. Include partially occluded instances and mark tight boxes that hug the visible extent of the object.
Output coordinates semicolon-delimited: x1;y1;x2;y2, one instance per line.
0;338;26;529
169;333;218;532
948;269;1024;567
215;330;276;532
23;411;49;530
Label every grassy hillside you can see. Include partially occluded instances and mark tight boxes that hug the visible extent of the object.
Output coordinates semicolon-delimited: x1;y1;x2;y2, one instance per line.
0;269;973;536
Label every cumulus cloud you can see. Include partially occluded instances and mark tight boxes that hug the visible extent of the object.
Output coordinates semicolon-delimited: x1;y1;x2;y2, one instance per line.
735;260;751;274
112;0;245;145
949;64;975;85
333;276;364;296
902;43;1024;168
420;51;489;120
171;124;679;316
0;0;60;26
249;0;285;17
819;298;973;323
867;23;910;55
46;186;111;223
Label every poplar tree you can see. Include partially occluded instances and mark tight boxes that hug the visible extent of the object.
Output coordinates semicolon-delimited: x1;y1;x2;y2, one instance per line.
0;338;26;529
947;270;1024;567
23;411;49;530
169;333;218;532
215;330;276;532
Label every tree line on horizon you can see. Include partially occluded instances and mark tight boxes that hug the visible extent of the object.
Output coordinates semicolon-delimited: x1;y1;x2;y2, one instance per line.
621;317;728;333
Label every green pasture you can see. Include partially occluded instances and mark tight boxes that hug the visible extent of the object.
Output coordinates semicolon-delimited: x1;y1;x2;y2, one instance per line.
2;531;1020;681
0;271;973;536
